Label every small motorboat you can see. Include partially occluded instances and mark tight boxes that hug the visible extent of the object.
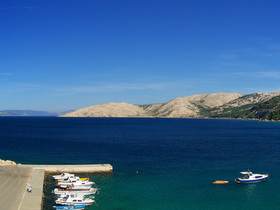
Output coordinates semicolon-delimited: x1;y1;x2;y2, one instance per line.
53;204;87;209
58;176;89;183
57;179;95;188
53;187;98;196
213;180;229;184
235;170;269;183
55;193;95;206
57;184;93;191
53;173;75;180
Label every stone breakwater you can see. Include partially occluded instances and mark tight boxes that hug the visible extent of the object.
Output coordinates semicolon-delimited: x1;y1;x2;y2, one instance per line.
0;159;17;165
27;164;113;173
0;159;113;173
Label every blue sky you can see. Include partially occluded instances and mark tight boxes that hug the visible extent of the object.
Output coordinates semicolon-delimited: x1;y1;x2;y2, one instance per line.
1;0;280;111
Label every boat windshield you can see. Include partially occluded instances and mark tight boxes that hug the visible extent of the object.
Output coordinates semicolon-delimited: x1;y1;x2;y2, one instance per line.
243;174;249;179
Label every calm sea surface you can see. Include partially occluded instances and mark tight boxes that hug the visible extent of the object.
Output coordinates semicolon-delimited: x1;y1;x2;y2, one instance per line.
1;117;280;209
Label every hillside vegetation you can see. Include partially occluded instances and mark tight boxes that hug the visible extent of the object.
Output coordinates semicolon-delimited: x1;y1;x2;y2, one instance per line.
212;95;280;121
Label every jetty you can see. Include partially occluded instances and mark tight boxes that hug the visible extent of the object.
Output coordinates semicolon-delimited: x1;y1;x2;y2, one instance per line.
0;162;113;210
25;163;113;173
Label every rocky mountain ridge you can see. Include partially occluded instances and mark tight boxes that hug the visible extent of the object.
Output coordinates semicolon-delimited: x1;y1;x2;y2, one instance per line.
59;91;280;119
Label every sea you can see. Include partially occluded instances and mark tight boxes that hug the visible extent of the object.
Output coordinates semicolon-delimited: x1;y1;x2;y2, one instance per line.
0;117;280;209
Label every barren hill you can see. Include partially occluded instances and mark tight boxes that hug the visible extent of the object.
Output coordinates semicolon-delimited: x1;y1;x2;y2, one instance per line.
60;92;242;118
142;93;242;118
222;91;280;108
60;102;151;118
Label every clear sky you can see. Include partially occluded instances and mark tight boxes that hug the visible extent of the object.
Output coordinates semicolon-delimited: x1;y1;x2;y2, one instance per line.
1;0;280;111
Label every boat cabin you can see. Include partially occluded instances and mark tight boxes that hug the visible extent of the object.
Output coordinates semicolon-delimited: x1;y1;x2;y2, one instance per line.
240;171;253;179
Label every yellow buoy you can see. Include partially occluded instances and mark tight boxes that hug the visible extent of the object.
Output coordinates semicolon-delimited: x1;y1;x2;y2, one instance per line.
213;180;229;184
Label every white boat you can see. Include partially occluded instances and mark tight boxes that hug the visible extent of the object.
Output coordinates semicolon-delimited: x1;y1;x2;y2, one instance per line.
53;187;98;196
58;179;95;188
58;176;89;183
53;173;75;180
55;193;95;206
235;170;269;183
58;184;93;191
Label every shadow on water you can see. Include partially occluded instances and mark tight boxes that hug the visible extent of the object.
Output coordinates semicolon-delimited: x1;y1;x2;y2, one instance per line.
42;174;57;210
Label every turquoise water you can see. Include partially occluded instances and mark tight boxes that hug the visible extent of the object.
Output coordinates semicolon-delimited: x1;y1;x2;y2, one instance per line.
1;117;280;209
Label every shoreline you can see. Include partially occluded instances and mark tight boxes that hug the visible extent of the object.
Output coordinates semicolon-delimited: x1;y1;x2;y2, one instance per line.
0;163;113;209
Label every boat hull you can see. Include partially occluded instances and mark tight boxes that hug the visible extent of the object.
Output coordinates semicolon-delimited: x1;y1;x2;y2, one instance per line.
53;204;86;209
55;201;94;206
53;188;97;195
235;177;267;183
57;181;94;188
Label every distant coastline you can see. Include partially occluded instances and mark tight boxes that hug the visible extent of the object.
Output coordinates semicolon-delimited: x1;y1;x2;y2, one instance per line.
0;110;71;117
60;91;280;121
2;91;280;121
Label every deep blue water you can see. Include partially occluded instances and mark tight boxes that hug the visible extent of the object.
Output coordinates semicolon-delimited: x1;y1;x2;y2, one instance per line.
1;117;280;209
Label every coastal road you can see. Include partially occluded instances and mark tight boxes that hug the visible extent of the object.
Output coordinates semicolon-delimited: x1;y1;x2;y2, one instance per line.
0;165;32;210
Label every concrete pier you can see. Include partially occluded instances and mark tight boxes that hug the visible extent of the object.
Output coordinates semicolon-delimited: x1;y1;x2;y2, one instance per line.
0;164;113;210
26;163;113;173
0;165;33;210
19;168;45;210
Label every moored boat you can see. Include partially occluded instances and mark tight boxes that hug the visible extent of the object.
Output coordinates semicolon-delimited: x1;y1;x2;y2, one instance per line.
235;170;269;183
53;187;98;195
53;173;75;180
53;204;86;210
57;184;92;191
57;179;95;188
58;176;89;183
55;193;95;206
